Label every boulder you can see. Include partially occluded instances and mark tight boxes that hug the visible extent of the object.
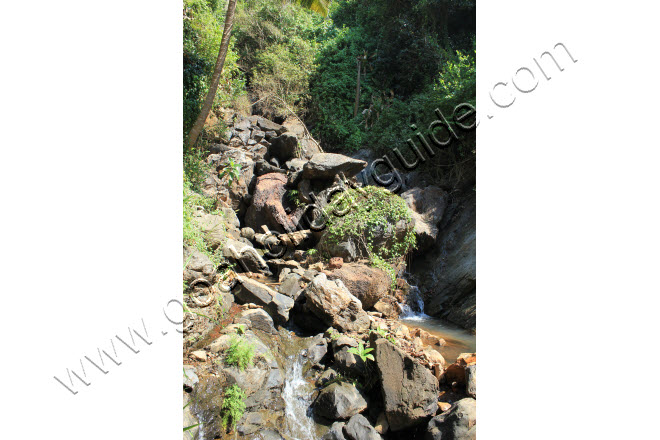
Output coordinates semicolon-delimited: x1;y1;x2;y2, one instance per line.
234;276;295;325
466;365;476;398
257;117;285;135
245;173;297;233
322;422;348;440
190;376;227;439
401;186;448;252
344;414;383;440
282;115;323;159
444;363;467;386
373;297;400;319
314;382;368;420
183;246;216;285
183;393;200;440
222;238;270;274
374;339;439;431
333;346;366;377
329;263;391;309
302;153;367;180
269;132;299;162
417;191;475;330
237;308;277;335
425;398;476;440
278;273;304;300
305;334;329;366
207;149;255;216
303;274;371;333
183;365;199;391
255;159;286;176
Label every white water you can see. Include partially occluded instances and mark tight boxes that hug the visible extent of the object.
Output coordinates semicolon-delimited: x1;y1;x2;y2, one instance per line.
398;285;429;320
282;351;318;440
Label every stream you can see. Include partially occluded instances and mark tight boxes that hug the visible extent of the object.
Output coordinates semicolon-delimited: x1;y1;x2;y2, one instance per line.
275;283;475;440
399;285;476;363
279;330;327;439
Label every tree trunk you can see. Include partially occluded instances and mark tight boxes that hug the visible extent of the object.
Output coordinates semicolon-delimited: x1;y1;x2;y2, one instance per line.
187;0;238;147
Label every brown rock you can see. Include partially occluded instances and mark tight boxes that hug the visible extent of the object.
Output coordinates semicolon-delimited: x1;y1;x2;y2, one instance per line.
373;297;400;319
444;363;467;385
438;402;452;413
423;348;446;367
244;173;296;233
419;329;441;347
329;263;391;309
457;353;477;366
328;257;344;270
303;273;371;333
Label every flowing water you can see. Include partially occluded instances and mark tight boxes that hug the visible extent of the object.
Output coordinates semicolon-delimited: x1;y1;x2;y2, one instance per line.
399;286;476;363
279;331;326;440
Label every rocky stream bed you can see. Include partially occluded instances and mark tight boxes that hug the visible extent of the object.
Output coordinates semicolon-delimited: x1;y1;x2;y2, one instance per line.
183;113;476;440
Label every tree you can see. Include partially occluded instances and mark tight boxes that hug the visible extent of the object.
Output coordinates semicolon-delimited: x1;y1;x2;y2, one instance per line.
186;0;331;147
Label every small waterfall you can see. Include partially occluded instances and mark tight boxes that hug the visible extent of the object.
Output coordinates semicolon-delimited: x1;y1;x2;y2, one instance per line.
399;284;429;320
282;342;319;439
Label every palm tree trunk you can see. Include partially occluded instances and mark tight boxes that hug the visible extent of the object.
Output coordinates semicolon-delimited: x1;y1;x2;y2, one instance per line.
187;0;238;147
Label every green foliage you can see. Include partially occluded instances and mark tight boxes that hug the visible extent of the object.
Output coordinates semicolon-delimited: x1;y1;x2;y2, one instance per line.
218;157;241;188
347;341;374;362
371;254;396;287
225;337;256;371
325;185;416;266
233;0;328;118
221;384;247;429
184;0;247;135
370;326;397;345
183;173;226;267
309;0;475;157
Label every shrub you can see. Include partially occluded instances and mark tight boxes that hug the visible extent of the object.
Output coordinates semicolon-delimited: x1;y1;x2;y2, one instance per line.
225;337;256;371
221;384;246;429
324;185;416;263
347;341;374;362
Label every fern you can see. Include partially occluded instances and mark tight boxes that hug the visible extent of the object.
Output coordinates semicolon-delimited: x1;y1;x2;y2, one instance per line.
221;385;246;429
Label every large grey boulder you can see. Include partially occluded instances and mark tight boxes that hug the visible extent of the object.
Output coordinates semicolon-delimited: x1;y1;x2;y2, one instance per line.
305;334;329;366
302;153;367;180
303;274;371;333
425;398;476;440
183;245;216;285
333;346;366;377
416;191;475;330
321;422;347;440
282;115;322;159
344;414;383;440
206;149;255;217
222;238;270;274
236;308;277;335
401;186;449;252
257;117;285;135
268;132;299;162
374;339;439;431
278;273;304;300
314;382;368;420
234;276;295;325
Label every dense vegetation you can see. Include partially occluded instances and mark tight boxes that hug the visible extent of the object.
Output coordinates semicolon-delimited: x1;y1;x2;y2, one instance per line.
184;0;475;183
